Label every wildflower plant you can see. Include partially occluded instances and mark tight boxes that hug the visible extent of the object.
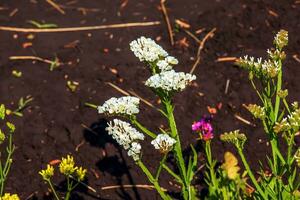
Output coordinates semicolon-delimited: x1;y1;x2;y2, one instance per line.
39;155;87;200
0;104;18;197
96;37;198;199
218;30;300;199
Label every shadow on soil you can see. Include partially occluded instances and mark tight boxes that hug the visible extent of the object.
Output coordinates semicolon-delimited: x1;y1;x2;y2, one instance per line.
83;118;142;200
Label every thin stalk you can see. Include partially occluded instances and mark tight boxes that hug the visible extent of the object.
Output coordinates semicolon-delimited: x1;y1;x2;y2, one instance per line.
237;148;268;200
205;141;218;189
274;61;282;122
47;179;60;200
137;160;172;200
131;118;156;138
65;177;72;200
162;164;183;184
155;154;168;180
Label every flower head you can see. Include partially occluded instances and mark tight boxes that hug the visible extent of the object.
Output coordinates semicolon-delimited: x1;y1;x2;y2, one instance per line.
75;167;87;181
222;152;240;180
220;130;247;149
106;119;144;149
274;30;288;50
59;155;77;176
130;37;168;62
0;129;5;144
127;142;142;161
39;164;54;180
1;193;20;200
192;116;214;141
145;70;196;93
151;134;176;153
98;96;140;116
245;104;266;119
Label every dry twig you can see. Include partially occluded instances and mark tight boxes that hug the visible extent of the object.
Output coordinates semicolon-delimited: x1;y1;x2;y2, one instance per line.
234;114;255;127
46;0;66;14
160;0;174;46
0;21;161;33
216;56;237;62
9;56;62;66
293;54;300;64
101;184;167;191
190;28;217;74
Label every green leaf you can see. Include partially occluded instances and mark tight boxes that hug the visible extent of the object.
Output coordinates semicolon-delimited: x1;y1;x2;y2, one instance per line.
0;104;5;120
6;122;15;133
186;145;198;183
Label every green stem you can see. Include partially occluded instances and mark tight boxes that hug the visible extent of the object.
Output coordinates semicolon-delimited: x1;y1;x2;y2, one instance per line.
84;102;98;109
137;160;172;200
237;148;268;200
162;164;183;184
131;118;156;138
205;141;218;190
274;61;282;122
65;177;72;200
164;100;190;199
155;154;168;180
47;179;60;200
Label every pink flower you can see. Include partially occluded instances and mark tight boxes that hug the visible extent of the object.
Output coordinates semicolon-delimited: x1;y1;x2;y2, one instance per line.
202;132;214;141
192;116;214;141
192;121;201;131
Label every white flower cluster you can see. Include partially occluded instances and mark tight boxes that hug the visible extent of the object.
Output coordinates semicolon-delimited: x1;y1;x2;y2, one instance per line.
98;96;140;116
151;134;176;153
130;37;168;62
106;119;144;161
145;70;196;92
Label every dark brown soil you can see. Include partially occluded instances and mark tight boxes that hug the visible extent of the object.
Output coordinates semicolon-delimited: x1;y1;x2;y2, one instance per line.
0;0;300;199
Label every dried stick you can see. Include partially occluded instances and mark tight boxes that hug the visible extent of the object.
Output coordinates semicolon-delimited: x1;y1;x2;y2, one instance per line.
216;57;237;62
46;0;66;14
160;0;174;46
183;29;200;43
190;28;216;74
106;82;157;110
9;56;62;66
234;114;255;127
101;184;167;192
0;21;161;33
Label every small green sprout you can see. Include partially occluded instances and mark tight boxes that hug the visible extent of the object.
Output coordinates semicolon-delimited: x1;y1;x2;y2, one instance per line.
11;70;22;78
27;20;58;29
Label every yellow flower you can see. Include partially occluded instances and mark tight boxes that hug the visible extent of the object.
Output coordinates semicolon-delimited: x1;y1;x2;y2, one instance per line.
76;167;87;181
1;193;20;200
222;151;240;180
39;164;54;180
59;155;77;176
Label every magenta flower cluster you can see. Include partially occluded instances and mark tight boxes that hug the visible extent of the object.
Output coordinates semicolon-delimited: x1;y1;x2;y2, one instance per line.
192;116;214;141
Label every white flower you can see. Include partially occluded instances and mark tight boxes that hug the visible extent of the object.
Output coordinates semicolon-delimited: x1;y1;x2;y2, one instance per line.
127;142;142;161
151;134;176;153
156;56;179;72
106;119;144;150
157;60;172;72
98;96;140;116
130;36;168;62
165;56;178;65
145;70;196;92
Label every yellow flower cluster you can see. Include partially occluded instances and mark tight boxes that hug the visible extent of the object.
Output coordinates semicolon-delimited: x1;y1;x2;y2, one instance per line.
59;155;77;176
0;193;20;200
59;155;87;181
39;164;54;181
